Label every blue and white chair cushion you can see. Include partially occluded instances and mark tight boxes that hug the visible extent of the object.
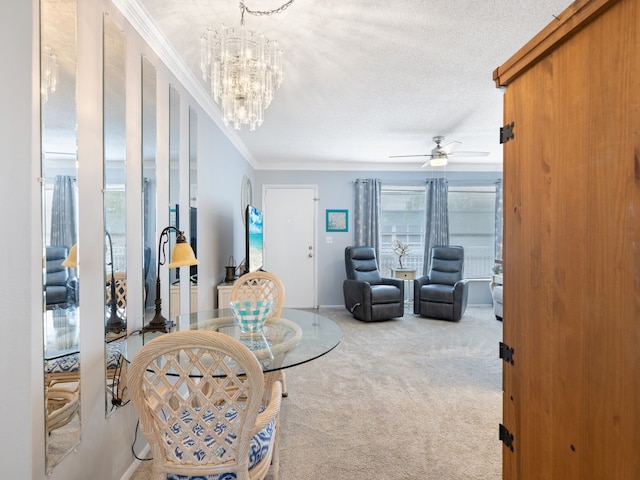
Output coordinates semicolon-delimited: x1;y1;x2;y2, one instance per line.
166;406;275;480
45;342;123;374
44;353;79;374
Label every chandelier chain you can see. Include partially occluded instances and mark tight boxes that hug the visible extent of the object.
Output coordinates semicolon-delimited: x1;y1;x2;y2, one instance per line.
240;0;296;21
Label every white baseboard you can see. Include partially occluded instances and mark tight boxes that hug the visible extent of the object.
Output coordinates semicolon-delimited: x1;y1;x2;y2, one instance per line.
120;444;150;480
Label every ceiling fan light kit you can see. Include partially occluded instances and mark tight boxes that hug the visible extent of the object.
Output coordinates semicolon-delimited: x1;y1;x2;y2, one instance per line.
199;1;295;131
428;154;448;167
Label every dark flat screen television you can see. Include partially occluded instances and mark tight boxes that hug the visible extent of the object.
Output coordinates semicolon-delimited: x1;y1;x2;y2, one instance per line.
245;205;264;273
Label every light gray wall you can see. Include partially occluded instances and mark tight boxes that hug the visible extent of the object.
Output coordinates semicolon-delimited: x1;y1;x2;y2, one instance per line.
256;171;501;306
1;1;40;478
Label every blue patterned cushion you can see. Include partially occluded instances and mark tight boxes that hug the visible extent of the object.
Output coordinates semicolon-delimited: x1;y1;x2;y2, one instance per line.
45;342;124;374
106;341;124;369
165;406;274;480
44;353;79;374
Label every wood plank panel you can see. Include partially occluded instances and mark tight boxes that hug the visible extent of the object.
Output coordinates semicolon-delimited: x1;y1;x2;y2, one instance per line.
498;0;640;478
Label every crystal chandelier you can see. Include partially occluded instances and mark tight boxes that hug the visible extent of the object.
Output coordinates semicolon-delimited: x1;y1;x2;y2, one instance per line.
200;1;294;131
41;45;59;104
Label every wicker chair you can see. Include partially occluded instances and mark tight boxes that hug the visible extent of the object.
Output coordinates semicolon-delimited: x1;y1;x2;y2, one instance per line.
230;271;289;396
105;271;127;314
128;330;282;480
230;271;285;320
46;385;79;433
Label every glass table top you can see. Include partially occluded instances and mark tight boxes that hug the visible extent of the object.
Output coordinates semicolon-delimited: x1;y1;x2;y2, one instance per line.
124;308;343;373
44;307;79;361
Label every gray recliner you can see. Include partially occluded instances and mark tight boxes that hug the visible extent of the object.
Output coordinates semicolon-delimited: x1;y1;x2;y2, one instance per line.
45;246;78;309
343;246;404;322
414;245;469;321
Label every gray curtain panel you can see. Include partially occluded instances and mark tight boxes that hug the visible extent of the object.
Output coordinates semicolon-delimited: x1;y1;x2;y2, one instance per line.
353;178;381;259
50;175;77;248
494;179;503;262
422;178;449;275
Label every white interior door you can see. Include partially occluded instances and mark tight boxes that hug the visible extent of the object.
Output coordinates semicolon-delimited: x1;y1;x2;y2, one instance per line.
263;186;317;308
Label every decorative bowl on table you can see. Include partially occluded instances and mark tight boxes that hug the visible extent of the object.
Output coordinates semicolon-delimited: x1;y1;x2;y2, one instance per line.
229;300;273;333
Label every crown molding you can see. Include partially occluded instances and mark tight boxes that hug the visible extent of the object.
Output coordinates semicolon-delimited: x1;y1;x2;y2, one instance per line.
110;0;256;167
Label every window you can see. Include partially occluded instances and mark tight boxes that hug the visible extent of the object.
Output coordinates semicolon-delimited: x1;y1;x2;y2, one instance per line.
448;185;496;278
380;186;426;275
380;183;497;279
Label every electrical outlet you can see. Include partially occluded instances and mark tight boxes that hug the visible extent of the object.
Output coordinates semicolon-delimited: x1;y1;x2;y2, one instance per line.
325;236;333;244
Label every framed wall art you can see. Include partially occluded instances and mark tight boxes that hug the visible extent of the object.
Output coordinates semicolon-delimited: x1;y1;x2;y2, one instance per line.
326;209;348;232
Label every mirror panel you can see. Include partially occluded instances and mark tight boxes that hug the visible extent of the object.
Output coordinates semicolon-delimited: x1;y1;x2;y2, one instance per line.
168;86;180;317
142;57;157;324
189;107;198;312
103;13;127;413
41;0;80;472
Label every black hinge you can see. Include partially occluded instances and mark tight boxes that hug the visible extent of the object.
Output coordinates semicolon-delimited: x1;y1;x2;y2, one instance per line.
499;424;514;451
500;122;515;144
499;342;514;365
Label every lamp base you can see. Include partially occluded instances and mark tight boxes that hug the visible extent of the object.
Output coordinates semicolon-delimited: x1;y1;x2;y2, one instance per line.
105;306;126;334
142;313;172;334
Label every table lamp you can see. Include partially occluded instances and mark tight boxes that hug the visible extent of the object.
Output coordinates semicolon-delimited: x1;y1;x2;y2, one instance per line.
61;244;78;269
142;226;199;333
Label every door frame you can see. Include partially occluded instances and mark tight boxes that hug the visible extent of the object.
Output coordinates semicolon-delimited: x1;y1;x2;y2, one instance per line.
262;184;318;308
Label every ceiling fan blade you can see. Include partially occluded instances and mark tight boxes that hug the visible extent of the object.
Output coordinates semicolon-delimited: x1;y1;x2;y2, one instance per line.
439;141;462;154
388;154;433;159
450;151;490;157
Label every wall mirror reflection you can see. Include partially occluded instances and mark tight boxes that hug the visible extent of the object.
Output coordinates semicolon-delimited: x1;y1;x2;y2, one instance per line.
41;0;80;472
189;107;198;313
142;56;157;323
103;13;128;414
168;85;180;317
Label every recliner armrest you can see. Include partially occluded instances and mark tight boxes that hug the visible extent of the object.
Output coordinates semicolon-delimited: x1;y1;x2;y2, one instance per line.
343;279;372;312
414;275;432;287
379;277;404;290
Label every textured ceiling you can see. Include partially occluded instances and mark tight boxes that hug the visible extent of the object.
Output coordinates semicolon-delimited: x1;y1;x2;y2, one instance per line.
134;0;574;172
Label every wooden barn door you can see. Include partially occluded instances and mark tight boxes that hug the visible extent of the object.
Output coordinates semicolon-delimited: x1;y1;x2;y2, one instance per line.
495;0;640;478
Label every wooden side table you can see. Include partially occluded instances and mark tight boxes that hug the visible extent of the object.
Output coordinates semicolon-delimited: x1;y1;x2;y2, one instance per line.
390;268;417;307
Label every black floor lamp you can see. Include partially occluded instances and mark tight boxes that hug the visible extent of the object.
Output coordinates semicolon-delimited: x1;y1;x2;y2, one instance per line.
142;226;198;333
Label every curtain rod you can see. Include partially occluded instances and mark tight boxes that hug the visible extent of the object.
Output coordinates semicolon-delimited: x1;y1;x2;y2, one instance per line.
353;178;500;186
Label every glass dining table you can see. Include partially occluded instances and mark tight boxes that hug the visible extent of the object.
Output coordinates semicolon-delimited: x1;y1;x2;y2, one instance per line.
123;308;343;375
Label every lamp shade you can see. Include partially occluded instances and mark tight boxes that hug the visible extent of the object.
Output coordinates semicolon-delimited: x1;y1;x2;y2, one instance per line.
167;236;199;268
61;243;78;268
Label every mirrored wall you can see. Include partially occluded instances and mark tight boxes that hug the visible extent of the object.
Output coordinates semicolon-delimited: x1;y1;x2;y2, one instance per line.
142;56;157;323
189;107;198;312
168;85;180;316
103;13;128;413
41;0;80;472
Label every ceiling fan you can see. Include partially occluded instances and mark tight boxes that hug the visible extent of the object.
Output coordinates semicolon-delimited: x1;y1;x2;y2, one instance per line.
389;135;489;167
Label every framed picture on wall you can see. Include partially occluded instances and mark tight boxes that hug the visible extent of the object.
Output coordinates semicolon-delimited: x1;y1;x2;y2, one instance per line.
326;209;348;232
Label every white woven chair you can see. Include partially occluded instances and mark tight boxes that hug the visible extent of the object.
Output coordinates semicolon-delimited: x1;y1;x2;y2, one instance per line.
46;385;79;433
128;330;282;480
230;271;289;397
105;271;127;314
230;271;285;320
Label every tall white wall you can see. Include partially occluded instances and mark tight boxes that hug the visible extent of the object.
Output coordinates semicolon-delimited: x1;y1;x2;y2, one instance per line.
0;1;41;478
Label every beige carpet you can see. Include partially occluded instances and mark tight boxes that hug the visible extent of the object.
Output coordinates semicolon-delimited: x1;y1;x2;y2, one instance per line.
129;306;502;480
